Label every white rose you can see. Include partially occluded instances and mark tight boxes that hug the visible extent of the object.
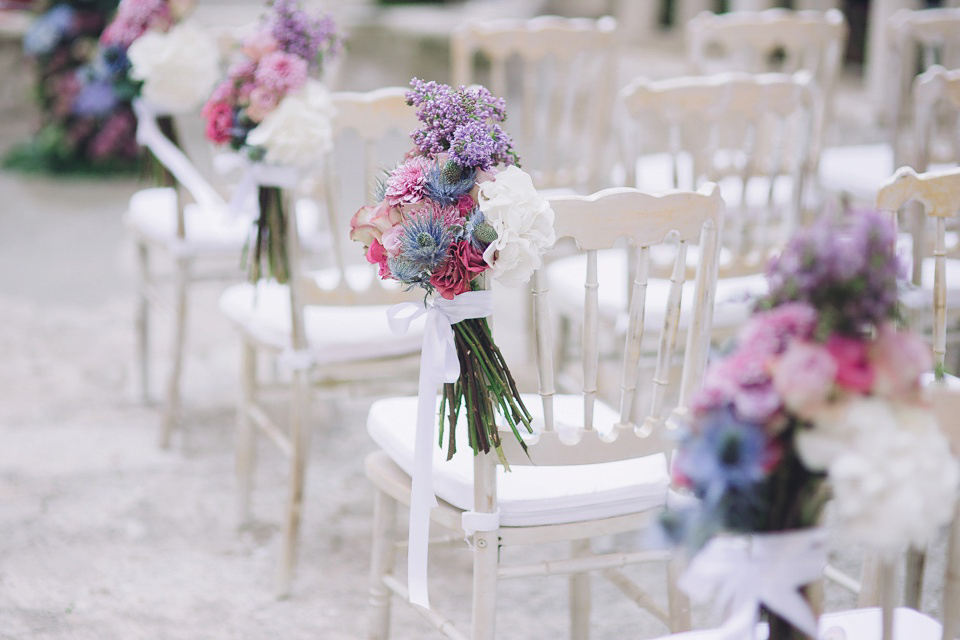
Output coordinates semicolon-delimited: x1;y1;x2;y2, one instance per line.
246;80;336;167
127;21;220;114
478;165;555;288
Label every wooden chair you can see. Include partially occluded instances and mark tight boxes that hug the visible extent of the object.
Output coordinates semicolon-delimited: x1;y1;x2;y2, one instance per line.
217;87;423;597
450;15;618;194
545;72;814;371
819;7;960;205
686;8;847;181
364;184;724;640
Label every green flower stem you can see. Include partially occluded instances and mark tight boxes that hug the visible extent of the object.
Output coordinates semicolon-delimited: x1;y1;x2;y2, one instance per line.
250;186;290;284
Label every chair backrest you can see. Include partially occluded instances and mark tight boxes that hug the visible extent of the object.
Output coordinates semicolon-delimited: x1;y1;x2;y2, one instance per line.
913;65;960;172
924;384;960;640
618;71;815;276
132;99;228;237
450;15;618;193
886;8;960;163
877;166;960;374
494;184;723;472
686;8;846;169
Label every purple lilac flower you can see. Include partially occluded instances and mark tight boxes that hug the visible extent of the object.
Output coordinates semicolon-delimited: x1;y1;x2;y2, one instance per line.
72;80;119;116
405;78;517;170
760;211;902;335
270;0;340;68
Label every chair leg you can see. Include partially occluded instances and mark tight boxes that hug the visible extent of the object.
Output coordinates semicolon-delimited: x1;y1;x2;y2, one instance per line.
160;258;190;449
368;488;397;640
470;530;499;640
135;242;151;404
277;369;312;598
236;340;258;527
903;546;926;609
666;552;691;632
569;539;591;640
857;551;882;607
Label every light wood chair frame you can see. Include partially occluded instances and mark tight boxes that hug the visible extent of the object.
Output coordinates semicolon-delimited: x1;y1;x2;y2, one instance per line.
366;183;724;640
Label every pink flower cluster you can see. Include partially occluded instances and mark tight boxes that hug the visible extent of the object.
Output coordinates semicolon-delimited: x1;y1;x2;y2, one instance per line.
100;0;175;48
696;302;932;429
202;27;310;147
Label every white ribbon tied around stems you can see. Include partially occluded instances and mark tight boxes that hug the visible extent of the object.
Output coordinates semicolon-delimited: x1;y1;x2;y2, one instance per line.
386;290;495;610
679;527;828;640
212;153;300;218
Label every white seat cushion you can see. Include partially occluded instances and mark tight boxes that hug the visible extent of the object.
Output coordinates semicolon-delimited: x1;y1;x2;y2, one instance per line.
218;274;423;367
818;143;893;204
649;608;941;639
546;249;768;333
125;187;329;255
367;394;669;528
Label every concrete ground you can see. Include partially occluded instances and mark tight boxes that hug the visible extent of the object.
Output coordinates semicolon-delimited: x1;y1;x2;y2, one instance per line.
0;3;951;639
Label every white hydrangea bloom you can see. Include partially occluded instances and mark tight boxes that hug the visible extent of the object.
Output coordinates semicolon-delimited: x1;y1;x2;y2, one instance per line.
477;165;555;288
247;80;336;167
127;21;220;114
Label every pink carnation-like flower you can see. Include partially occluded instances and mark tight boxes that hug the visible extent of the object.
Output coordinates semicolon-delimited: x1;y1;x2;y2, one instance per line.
772;340;837;418
737;302;817;355
698;345;782;425
826;335;875;394
385;156;432;206
254;51;308;94
202;100;233;145
871;323;932;399
430;241;489;299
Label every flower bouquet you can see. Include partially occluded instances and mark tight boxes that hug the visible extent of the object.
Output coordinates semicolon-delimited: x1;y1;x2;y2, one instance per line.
662;212;959;640
349;78;555;461
4;0;140;174
201;0;340;283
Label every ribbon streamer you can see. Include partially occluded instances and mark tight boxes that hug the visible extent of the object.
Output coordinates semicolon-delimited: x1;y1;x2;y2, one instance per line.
132;99;226;212
679;527;828;640
387;290;495;609
212;153;300;219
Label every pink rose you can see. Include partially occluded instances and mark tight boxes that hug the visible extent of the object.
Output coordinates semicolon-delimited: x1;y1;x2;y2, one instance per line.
242;30;278;62
209;80;234;104
871;323;932;398
772;340;837;417
244;86;279;123
697;342;782;424
825;335;875;394
456;193;476;216
430;241;489;300
381;225;404;257
201;100;233;145
350;201;403;247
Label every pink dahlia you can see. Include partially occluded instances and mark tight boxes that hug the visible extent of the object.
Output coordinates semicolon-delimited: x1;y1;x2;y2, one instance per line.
385;156;432;206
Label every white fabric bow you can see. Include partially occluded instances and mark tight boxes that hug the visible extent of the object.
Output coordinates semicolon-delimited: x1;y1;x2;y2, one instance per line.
386;290;494;609
212;153;300;219
679;527;828;640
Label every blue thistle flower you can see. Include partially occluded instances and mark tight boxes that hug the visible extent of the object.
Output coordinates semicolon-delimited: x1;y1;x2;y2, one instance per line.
424;161;476;206
465;209;497;249
397;210;454;275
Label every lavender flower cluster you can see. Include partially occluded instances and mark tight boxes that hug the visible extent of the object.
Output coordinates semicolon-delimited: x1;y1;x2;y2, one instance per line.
270;0;340;69
405;78;517;170
760;211;903;336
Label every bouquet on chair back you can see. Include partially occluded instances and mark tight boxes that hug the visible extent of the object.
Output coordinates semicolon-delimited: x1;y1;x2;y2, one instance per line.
75;0;220;185
201;0;341;283
660;212;959;640
349;78;556;461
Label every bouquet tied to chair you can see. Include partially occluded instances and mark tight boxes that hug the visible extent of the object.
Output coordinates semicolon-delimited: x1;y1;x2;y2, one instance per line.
350;78;556;462
660;212;959;640
201;0;341;283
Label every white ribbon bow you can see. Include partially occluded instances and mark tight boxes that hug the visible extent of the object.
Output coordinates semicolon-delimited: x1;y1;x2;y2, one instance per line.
212;153;300;219
132;99;226;211
387;290;494;609
679;528;828;640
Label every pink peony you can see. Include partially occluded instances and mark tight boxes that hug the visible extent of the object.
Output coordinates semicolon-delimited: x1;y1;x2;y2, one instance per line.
255;51;308;94
245;86;279;122
697;345;782;424
202;100;233;145
385;156;432;206
430;241;489;300
737;303;817;356
826;335;875;394
871;323;932;399
772;340;837;417
241;29;278;62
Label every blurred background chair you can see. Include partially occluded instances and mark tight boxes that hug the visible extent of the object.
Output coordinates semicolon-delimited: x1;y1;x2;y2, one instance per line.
450;14;618;194
819;7;960;206
217;86;423;597
365;184;723;640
